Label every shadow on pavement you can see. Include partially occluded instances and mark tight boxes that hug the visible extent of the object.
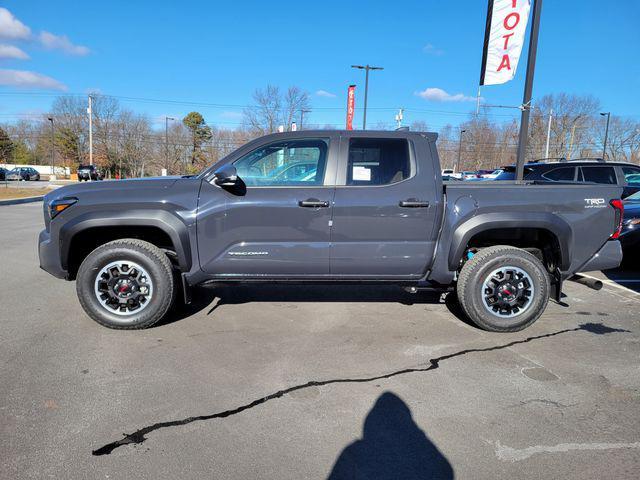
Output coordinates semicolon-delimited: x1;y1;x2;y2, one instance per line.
156;284;469;328
327;391;453;480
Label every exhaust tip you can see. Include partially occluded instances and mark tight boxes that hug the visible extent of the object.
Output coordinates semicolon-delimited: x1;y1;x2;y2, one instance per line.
570;275;603;291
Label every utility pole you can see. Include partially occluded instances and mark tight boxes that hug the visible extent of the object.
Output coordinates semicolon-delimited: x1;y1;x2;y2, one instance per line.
544;109;553;159
600;112;611;161
456;129;466;173
351;64;383;130
164;116;174;174
300;109;311;130
47;117;55;174
395;108;404;129
515;0;543;182
88;95;93;166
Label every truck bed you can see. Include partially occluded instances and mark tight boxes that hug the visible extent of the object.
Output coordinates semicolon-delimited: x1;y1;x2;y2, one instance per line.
429;181;623;283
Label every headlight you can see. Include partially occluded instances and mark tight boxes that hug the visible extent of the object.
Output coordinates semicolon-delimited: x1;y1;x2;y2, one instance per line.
49;197;77;219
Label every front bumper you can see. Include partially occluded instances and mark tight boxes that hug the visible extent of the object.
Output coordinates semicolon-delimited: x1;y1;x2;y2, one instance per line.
578;240;623;273
38;229;67;279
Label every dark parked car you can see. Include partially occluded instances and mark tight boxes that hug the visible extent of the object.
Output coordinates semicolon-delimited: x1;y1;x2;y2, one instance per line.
77;165;103;181
493;160;640;198
620;191;640;266
40;130;623;332
0;167;8;181
6;167;40;181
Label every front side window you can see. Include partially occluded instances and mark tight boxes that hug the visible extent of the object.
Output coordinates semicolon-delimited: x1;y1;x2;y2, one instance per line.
542;167;575;182
233;139;328;187
347;138;410;186
579;166;616;184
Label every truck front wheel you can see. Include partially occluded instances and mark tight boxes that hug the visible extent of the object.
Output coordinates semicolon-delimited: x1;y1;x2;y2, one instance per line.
76;239;175;329
456;246;550;332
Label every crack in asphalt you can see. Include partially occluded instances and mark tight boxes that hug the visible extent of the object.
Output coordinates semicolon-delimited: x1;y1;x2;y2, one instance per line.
92;322;629;456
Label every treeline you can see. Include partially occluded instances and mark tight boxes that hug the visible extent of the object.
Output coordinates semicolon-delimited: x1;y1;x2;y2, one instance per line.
0;90;638;177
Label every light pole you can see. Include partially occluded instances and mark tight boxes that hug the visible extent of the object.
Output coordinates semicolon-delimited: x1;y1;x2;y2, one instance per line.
456;129;466;173
165;116;175;175
544;109;553;159
514;0;543;181
88;95;93;165
351;64;383;130
300;109;311;130
47;116;55;175
600;112;611;161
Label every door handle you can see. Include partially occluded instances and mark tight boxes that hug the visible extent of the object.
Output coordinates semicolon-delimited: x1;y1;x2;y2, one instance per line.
298;199;330;208
399;200;430;208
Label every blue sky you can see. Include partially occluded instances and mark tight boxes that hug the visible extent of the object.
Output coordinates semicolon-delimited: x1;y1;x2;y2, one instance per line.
0;0;638;131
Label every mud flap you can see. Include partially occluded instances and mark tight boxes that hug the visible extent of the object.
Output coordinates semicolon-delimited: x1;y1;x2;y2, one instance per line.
550;268;563;303
181;273;192;305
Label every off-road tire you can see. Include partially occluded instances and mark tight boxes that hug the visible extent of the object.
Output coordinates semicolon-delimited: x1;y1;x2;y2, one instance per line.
76;239;175;329
456;245;550;332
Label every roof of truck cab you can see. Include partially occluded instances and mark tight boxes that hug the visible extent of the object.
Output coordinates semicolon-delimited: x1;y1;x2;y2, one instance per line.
253;130;438;141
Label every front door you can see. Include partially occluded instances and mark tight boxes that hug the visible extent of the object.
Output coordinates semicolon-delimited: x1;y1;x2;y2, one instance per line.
330;135;441;278
197;136;337;276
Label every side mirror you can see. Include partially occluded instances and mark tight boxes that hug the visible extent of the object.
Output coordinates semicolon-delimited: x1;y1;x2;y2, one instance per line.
213;165;238;186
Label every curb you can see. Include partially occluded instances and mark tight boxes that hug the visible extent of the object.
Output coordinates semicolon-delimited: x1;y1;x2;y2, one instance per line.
0;196;44;206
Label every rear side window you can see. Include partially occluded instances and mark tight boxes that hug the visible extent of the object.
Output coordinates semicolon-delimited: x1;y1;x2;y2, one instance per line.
347;138;410;186
542;167;575;181
579;166;616;184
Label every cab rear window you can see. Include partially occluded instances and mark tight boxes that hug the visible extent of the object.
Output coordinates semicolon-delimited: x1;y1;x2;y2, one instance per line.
579;166;616;184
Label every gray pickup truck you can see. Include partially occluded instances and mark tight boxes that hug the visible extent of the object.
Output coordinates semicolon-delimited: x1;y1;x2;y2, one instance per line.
39;130;624;332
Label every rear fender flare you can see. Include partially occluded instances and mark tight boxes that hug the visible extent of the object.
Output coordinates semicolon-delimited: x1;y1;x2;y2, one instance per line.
448;212;572;271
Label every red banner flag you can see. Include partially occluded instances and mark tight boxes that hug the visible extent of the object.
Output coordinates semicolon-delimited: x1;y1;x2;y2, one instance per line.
346;85;356;130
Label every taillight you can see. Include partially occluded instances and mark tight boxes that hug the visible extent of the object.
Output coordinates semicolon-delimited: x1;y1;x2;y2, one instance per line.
610;199;624;239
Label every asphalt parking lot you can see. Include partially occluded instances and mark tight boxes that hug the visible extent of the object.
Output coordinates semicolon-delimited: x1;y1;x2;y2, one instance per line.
1;202;639;479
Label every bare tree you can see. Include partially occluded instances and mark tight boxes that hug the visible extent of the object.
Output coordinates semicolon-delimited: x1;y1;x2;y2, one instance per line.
243;85;310;135
283;86;310;130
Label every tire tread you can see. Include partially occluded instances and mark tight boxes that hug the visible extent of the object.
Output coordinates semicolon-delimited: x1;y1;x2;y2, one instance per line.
457;245;550;332
76;239;174;330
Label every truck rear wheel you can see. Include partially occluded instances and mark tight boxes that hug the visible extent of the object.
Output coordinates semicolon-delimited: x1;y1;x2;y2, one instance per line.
76;239;175;329
456;246;550;332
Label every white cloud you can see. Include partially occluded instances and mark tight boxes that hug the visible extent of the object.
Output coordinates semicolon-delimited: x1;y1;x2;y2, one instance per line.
423;43;444;56
0;8;31;40
316;89;336;98
38;31;90;56
0;44;29;60
415;87;475;102
0;69;67;90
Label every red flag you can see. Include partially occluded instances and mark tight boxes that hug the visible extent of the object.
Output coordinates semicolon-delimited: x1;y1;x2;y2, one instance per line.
346;85;356;130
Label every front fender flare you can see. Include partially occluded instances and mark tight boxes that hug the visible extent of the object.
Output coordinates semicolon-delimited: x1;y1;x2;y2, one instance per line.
59;209;192;272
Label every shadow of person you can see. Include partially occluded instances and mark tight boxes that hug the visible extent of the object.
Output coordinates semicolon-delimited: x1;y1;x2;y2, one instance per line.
328;392;453;480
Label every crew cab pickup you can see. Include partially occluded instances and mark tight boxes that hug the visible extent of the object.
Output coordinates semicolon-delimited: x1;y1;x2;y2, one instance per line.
39;130;624;331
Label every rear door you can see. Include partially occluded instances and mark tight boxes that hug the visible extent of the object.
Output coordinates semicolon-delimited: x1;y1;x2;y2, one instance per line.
329;134;441;278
